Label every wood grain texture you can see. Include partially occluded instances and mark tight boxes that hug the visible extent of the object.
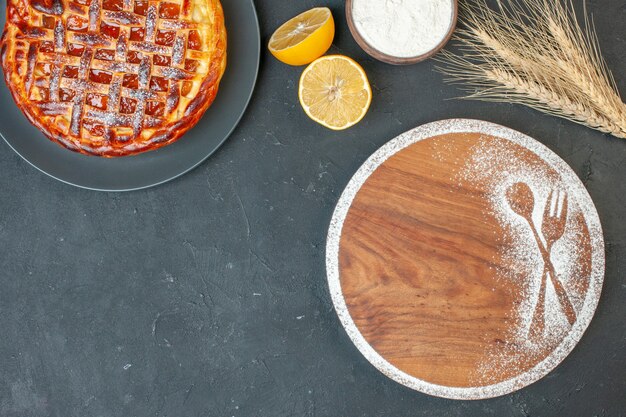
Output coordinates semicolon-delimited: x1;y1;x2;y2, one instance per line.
338;132;594;388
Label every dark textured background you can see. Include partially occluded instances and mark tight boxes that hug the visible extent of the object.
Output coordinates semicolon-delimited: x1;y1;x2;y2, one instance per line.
0;0;624;416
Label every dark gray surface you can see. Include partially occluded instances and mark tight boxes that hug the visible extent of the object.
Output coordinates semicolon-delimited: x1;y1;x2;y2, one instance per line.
0;0;624;416
0;0;259;191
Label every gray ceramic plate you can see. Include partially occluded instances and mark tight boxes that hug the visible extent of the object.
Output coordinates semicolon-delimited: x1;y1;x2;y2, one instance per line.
0;0;260;191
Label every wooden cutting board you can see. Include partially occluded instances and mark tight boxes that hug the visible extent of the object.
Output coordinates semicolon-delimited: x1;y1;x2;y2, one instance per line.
326;119;604;400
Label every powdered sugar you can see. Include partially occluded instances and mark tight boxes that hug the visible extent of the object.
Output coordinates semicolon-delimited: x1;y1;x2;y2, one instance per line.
54;20;66;51
145;5;158;41
326;119;604;399
458;136;588;384
172;36;185;66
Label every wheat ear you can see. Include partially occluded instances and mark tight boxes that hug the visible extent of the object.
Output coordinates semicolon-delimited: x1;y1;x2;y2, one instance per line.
436;0;626;139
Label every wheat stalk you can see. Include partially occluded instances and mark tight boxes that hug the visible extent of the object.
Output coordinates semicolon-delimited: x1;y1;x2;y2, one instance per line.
436;0;626;139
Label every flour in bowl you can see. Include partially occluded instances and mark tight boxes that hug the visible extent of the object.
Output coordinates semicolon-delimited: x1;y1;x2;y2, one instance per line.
351;0;455;58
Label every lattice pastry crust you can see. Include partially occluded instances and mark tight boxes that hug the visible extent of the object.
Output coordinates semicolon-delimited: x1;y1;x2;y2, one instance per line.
1;0;226;157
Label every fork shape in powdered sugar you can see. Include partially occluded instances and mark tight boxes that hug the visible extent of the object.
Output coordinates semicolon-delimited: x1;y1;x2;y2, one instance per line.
529;189;576;337
505;183;578;338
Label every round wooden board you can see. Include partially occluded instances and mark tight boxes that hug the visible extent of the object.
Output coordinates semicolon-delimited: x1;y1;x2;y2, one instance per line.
326;119;604;400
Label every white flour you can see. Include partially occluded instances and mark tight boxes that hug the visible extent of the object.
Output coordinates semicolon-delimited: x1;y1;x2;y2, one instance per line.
351;0;454;58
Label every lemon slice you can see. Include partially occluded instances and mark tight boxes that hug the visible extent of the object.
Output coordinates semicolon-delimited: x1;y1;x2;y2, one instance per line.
268;7;334;66
299;55;372;130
